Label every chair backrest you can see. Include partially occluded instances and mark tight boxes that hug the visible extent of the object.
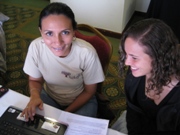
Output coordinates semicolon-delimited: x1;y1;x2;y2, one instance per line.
75;24;113;76
75;24;115;121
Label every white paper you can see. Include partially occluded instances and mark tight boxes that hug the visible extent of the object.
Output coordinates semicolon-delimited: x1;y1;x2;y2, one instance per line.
41;121;60;133
108;129;127;135
17;112;27;122
59;111;109;135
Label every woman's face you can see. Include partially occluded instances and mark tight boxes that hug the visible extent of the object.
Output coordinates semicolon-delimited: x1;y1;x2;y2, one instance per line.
124;37;152;78
39;14;74;57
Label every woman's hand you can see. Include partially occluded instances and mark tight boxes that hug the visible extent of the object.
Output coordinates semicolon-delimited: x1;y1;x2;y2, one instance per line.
21;96;43;121
21;76;44;121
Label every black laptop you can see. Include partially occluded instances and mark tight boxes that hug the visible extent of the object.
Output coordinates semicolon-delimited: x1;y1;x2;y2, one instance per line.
0;106;68;135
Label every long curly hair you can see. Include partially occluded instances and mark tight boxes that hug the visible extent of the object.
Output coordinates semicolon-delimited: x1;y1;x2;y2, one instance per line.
119;18;180;94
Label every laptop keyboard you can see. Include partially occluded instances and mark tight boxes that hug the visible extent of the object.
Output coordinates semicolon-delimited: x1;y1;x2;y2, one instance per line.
0;106;67;135
0;120;29;135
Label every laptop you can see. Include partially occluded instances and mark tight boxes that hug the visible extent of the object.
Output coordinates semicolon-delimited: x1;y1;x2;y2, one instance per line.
0;106;68;135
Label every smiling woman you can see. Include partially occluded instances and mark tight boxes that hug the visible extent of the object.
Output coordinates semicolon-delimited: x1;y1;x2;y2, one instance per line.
21;2;105;121
39;14;74;57
124;37;152;78
115;18;180;134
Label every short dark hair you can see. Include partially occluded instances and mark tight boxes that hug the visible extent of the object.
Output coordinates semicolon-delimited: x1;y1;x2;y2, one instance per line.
38;2;77;30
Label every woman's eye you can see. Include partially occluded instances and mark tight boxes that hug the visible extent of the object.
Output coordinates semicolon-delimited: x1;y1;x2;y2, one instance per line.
62;31;70;35
132;57;137;60
46;32;53;36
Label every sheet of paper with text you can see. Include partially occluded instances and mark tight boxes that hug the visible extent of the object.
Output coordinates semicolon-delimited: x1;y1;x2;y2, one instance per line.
59;111;109;135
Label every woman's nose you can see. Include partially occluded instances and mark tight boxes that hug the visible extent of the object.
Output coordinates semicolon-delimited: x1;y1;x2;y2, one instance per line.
54;35;63;44
125;57;131;66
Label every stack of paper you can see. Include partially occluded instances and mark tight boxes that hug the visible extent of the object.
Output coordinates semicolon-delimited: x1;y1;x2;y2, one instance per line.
59;111;109;135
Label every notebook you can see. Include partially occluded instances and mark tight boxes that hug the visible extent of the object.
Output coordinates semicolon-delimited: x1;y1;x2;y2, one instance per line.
0;106;68;135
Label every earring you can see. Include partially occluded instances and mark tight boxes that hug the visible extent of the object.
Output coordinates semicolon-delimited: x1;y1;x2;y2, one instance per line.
73;36;76;41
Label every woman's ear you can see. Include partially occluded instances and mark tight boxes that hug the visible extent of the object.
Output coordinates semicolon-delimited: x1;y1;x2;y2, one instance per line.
73;30;75;37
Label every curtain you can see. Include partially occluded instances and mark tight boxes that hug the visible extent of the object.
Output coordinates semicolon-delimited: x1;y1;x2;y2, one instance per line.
147;0;180;42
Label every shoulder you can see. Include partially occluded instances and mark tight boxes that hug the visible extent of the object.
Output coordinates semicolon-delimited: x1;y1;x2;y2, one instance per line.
73;38;96;53
28;37;46;51
30;37;43;45
71;38;98;60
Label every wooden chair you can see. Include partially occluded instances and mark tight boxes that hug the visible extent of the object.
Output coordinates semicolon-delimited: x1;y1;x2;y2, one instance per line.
75;24;114;120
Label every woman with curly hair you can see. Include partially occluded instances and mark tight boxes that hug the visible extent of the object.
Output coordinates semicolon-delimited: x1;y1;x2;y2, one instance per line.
114;18;180;134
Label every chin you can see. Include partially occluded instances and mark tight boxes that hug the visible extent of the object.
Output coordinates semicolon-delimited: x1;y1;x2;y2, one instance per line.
131;72;142;77
53;53;61;57
52;51;62;56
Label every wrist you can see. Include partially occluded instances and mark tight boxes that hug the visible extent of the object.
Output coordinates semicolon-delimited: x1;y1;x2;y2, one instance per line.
30;88;41;98
30;88;40;92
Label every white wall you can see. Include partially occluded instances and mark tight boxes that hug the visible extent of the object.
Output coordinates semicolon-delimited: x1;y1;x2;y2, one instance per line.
123;0;136;31
135;0;150;12
51;0;124;33
50;0;150;33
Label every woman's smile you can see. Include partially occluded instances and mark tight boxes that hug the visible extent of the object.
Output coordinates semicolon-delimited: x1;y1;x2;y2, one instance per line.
40;14;74;57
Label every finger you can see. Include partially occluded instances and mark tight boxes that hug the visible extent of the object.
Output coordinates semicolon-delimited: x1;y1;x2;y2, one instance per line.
28;107;34;121
31;106;36;117
39;102;44;110
21;109;25;117
24;107;30;121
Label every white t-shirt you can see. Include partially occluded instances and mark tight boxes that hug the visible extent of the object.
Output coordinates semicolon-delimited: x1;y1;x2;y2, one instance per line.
23;37;105;105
